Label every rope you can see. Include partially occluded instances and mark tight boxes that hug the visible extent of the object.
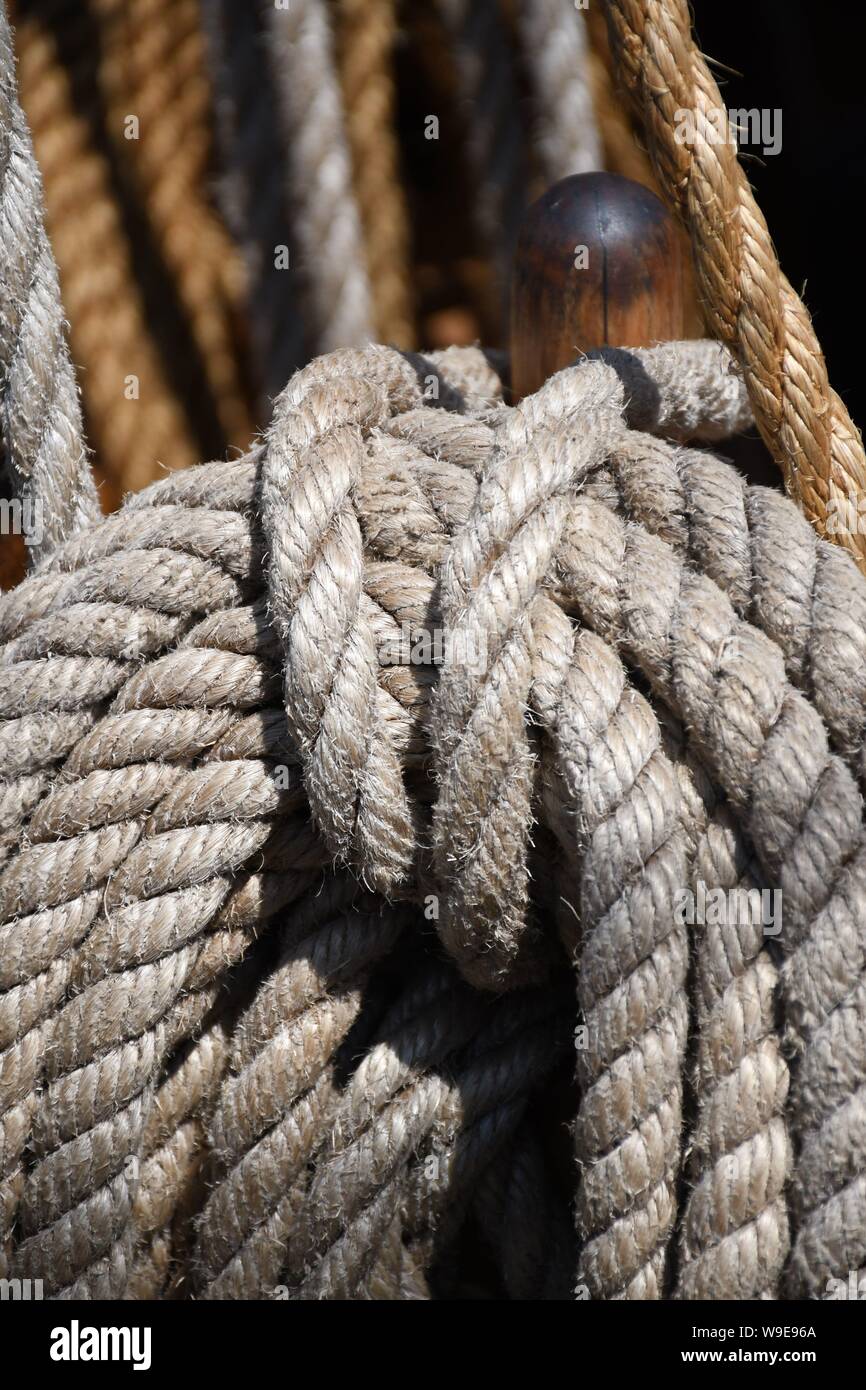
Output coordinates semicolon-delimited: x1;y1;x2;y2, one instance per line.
516;0;603;181
93;0;254;452
1;340;864;1299
11;0;201;493
266;0;374;353
200;0;307;404
533;607;690;1297
435;0;528;295
335;0;414;348
0;2;97;563
601;0;866;571
660;711;790;1300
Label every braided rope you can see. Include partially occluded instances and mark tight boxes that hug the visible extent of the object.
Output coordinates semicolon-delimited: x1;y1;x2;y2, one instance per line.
0;2;97;562
602;0;866;571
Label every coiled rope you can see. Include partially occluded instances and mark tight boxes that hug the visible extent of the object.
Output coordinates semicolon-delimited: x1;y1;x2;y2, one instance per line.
1;0;864;1304
2;337;864;1299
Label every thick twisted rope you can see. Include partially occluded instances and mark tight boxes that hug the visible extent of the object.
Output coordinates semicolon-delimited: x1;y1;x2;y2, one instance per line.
586;424;866;785
658;712;790;1300
533;607;690;1298
0;345;499;1291
2;341;864;1299
602;0;866;571
194;877;405;1298
289;969;570;1300
556;482;866;1297
0;2;97;562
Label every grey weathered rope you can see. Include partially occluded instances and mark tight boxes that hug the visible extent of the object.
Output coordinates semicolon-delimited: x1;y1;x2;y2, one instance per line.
556;487;866;1298
532;606;690;1297
0;3;98;564
0;345;498;1291
588;426;866;783
194;877;405;1297
1;338;864;1300
127;1000;234;1299
291;972;570;1300
657;710;791;1300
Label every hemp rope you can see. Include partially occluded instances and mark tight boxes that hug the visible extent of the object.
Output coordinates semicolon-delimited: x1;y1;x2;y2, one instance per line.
335;0;414;349
1;340;864;1298
516;0;603;182
602;0;866;571
0;3;97;563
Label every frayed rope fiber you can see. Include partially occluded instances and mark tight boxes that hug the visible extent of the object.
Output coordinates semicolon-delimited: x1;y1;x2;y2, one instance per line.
1;337;865;1300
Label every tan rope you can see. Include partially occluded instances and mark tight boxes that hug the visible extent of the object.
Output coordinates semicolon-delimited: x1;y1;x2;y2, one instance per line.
602;0;866;570
92;0;255;452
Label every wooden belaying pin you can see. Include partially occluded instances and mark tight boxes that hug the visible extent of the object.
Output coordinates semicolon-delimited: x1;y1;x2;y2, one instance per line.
509;172;685;400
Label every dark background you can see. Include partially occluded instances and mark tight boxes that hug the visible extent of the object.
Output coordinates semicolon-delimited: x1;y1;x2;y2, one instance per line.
690;0;866;429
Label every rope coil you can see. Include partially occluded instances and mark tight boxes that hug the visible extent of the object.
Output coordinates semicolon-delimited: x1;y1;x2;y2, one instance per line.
1;338;864;1299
